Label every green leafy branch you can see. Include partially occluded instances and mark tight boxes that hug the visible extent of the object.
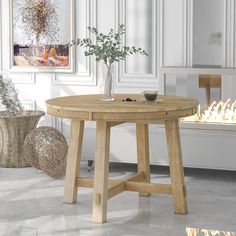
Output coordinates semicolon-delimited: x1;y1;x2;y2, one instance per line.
69;24;148;66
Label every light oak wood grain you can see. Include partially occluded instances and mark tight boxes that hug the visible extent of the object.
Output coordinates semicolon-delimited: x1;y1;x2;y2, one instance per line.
92;121;110;223
46;94;198;223
136;123;151;196
76;177;172;196
64;120;84;203
46;94;199;121
165;119;188;214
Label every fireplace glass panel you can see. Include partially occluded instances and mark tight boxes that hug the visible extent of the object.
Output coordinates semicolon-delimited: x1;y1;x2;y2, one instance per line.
165;74;221;112
164;73;236;124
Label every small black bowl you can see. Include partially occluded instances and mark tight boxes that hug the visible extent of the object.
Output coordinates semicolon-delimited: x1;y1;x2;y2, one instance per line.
143;90;158;101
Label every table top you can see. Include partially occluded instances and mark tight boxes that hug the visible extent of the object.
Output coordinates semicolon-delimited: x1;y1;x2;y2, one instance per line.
46;94;199;121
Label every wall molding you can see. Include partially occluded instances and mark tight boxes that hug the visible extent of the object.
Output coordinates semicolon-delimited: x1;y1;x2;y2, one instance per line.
227;0;235;67
11;73;36;84
115;0;158;88
166;0;230;69
0;71;36;84
160;66;236;74
52;0;97;86
159;0;164;69
221;0;236;68
222;0;227;67
184;0;228;68
182;0;187;66
186;0;193;67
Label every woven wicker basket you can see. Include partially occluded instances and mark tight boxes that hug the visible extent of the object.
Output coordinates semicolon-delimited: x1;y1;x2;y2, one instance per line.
23;126;68;177
0;110;45;168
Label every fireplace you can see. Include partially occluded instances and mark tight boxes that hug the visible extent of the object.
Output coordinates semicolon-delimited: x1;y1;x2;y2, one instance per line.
161;68;236;126
157;68;236;171
183;98;236;124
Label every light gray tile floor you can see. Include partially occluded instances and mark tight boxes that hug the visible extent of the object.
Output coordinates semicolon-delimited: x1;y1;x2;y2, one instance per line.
0;163;236;236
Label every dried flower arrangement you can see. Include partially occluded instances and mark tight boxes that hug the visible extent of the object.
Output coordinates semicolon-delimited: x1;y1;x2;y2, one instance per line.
21;0;59;43
0;75;45;168
0;75;24;116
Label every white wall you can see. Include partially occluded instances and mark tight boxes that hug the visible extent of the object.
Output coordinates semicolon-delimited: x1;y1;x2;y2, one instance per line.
0;0;159;159
162;0;185;67
1;0;158;110
1;0;236;170
192;0;223;67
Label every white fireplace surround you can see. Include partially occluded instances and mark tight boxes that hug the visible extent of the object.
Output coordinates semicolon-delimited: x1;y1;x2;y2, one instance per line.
1;0;236;170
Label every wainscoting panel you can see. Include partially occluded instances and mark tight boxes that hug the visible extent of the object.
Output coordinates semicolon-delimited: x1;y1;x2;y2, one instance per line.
116;0;158;88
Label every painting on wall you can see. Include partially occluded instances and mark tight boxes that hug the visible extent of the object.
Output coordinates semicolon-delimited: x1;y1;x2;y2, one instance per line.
10;0;74;72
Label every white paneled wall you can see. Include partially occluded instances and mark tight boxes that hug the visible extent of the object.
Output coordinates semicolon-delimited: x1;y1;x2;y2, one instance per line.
0;0;160;161
1;0;236;170
117;0;158;87
162;0;186;67
192;0;223;67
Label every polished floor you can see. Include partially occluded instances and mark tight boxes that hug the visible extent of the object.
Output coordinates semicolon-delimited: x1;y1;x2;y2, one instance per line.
0;163;236;236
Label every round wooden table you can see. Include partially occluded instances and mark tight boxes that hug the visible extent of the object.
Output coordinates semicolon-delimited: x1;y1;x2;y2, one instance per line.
46;94;199;223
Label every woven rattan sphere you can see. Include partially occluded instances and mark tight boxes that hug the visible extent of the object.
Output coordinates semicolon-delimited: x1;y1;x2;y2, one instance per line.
23;126;68;176
39;140;67;178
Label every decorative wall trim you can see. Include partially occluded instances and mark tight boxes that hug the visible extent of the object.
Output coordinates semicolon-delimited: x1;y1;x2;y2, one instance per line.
11;73;36;84
161;0;187;68
159;0;164;69
186;0;193;67
182;0;187;66
227;0;235;67
52;0;97;86
0;1;10;73
222;0;227;67
116;0;158;87
184;0;227;68
0;71;36;84
157;0;162;83
160;67;236;75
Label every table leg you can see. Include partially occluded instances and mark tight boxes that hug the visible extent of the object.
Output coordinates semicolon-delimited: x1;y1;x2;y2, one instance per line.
165;119;188;214
64;120;84;203
92;121;111;223
136;123;151;197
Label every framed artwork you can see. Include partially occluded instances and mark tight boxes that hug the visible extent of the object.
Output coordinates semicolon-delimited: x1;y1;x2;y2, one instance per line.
10;0;75;73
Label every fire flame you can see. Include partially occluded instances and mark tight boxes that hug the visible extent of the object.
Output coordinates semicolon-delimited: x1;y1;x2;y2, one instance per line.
186;227;236;236
183;99;236;123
